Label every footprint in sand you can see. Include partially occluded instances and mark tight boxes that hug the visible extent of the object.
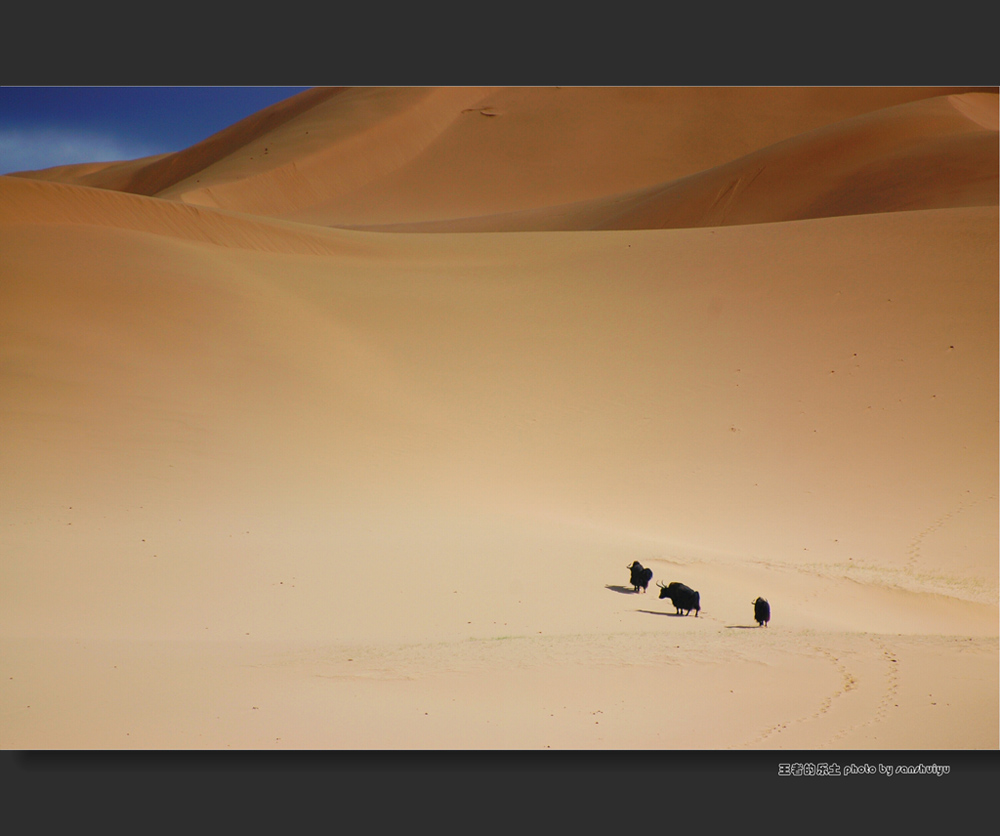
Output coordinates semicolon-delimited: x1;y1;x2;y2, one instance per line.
904;491;996;574
746;639;903;748
825;638;899;745
744;644;857;746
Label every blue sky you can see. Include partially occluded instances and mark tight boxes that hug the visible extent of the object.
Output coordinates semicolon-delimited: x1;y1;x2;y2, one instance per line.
0;87;313;175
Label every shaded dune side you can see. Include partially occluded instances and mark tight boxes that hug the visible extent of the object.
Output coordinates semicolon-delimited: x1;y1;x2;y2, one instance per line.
83;87;349;196
350;93;998;233
600;93;999;230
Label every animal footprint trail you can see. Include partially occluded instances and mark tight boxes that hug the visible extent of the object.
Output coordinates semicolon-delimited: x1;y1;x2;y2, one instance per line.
811;648;857;722
749;647;851;745
904;491;996;575
743;641;875;749
824;638;900;746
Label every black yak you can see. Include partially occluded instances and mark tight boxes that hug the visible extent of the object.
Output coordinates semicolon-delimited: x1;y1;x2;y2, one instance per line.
657;581;700;616
753;597;770;627
627;561;653;593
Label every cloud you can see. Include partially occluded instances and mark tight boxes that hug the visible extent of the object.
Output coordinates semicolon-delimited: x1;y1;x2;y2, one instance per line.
0;127;166;175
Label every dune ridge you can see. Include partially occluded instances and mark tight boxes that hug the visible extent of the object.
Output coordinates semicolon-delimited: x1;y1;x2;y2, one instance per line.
345;92;998;232
0;175;371;257
156;87;502;216
1;86;996;750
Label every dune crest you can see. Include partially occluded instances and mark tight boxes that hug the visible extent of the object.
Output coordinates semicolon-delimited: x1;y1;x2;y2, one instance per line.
156;87;502;215
1;175;369;257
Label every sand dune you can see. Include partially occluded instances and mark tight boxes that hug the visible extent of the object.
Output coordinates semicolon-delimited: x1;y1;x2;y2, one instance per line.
14;86;990;227
0;175;372;256
357;92;997;232
1;87;996;750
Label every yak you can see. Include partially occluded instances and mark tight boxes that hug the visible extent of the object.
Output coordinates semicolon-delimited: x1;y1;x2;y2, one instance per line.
753;597;770;627
627;561;653;593
657;581;700;616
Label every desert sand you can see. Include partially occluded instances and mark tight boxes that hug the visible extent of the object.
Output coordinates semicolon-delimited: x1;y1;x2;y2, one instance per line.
0;86;996;750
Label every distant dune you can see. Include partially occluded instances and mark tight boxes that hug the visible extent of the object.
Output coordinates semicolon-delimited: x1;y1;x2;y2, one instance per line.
13;86;992;228
354;92;997;231
2;87;996;750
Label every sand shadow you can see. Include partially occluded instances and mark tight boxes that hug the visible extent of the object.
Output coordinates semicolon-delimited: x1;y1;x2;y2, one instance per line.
605;584;642;595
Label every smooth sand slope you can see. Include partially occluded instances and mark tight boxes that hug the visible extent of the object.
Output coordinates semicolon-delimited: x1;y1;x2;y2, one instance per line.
1;87;996;749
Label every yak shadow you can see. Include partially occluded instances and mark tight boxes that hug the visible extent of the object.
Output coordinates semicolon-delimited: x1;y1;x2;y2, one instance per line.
636;609;686;617
726;624;764;629
605;584;642;595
